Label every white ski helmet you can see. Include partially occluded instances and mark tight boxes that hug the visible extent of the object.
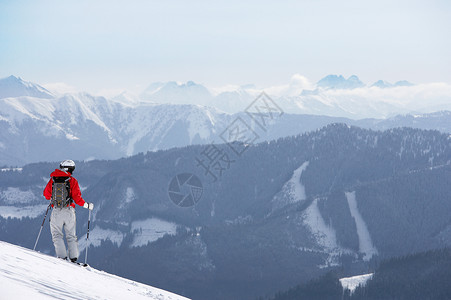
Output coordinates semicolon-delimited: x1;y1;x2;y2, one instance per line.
60;159;75;173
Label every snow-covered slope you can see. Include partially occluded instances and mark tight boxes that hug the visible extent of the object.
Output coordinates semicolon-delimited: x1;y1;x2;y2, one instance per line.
340;273;374;294
2;75;451;166
0;241;190;300
140;81;213;106
270;161;309;212
345;191;378;261
0;93;231;165
0;75;54;99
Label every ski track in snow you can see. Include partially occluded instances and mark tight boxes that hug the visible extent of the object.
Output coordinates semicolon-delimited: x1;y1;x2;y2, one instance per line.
303;198;338;250
303;198;348;266
287;161;309;203
118;187;136;209
345;191;378;261
271;161;309;211
0;241;190;300
125;187;135;203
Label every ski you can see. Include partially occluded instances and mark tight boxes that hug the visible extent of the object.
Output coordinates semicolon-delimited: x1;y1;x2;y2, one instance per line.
71;261;89;267
59;257;89;268
69;260;90;268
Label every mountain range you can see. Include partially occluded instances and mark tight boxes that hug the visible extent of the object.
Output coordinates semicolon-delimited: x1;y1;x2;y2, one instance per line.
2;74;447;116
1;75;451;167
1;124;450;299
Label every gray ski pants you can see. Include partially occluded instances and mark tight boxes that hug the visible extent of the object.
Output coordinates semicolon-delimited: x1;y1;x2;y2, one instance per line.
50;206;79;259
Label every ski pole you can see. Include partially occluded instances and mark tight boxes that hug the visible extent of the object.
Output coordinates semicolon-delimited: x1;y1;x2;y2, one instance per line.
33;203;51;251
84;208;91;265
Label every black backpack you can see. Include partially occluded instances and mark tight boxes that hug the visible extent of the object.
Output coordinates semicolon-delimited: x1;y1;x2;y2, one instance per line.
51;177;72;208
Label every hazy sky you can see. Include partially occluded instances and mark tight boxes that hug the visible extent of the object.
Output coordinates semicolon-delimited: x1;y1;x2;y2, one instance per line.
1;0;450;94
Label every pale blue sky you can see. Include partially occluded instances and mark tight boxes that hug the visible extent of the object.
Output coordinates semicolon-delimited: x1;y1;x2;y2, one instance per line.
1;0;450;94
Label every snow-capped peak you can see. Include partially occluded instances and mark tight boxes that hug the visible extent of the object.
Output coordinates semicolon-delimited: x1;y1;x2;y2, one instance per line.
140;81;213;106
371;80;393;88
110;90;142;106
316;74;364;90
394;80;414;87
0;75;54;99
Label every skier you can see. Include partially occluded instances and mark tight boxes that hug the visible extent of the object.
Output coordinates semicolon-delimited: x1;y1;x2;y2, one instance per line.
43;159;94;263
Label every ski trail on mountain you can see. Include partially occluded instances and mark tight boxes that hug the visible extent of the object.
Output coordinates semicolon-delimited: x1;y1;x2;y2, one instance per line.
271;161;309;212
345;191;378;261
303;199;340;256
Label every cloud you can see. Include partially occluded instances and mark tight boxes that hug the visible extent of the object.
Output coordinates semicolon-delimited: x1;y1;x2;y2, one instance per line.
296;82;451;118
94;88;130;99
191;76;451;118
41;76;451;119
42;82;79;96
264;74;314;97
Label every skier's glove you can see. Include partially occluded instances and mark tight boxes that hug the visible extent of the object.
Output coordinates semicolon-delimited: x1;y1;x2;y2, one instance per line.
83;202;94;210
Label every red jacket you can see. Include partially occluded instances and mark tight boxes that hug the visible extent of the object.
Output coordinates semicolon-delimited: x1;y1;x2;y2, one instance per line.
43;169;86;208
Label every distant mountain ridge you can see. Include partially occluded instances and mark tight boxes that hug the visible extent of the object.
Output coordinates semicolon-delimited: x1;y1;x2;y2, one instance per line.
0;75;54;99
0;74;427;117
140;80;213;106
315;74;413;90
1;75;450;166
317;74;365;89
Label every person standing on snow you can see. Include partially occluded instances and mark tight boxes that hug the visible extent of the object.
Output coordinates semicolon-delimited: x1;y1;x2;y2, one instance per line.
43;160;94;263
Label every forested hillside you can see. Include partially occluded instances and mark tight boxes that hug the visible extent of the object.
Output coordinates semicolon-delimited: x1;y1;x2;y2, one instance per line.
1;124;450;299
270;249;451;300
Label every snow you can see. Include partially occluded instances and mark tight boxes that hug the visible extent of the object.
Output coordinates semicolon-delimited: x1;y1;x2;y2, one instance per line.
118;187;136;208
1;167;23;172
0;187;36;204
79;227;125;250
303;198;339;251
123;104;175;155
271;161;309;211
0;205;49;219
340;273;374;294
187;106;214;143
125;187;135;203
0;241;190;300
65;133;80;140
130;218;178;247
0;76;53;99
302;198;350;266
288;162;309;203
61;94;115;141
345;191;378;261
